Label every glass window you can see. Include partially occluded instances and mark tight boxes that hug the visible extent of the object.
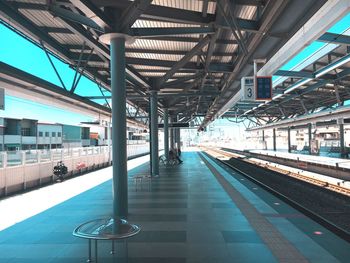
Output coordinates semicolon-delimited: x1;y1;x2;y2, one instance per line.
45;132;49;137
57;132;61;137
39;131;43;137
21;128;31;136
52;132;56;137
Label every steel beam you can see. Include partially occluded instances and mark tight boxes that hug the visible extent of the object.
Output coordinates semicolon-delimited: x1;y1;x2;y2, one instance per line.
259;0;350;76
159;35;211;84
0;1;72;62
125;57;233;72
274;70;314;79
318;32;350;45
130;27;215;37
69;0;113;30
48;4;105;33
0;61;111;118
118;0;153;32
125;48;234;56
85;91;219;99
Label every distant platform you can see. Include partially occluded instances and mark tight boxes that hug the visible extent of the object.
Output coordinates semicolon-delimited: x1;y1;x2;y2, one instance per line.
250;149;350;169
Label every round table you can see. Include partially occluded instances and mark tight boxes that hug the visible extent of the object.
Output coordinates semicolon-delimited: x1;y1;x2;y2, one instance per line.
73;217;140;262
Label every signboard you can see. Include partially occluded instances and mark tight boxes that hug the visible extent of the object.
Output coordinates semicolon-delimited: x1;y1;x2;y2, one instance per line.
241;76;255;101
256;76;272;100
158;123;189;128
0;88;4;110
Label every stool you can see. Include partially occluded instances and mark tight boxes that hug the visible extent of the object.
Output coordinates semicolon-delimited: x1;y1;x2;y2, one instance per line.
133;175;152;191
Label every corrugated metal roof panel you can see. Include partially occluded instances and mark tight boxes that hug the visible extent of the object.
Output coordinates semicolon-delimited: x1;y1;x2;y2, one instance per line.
126;52;184;62
236;6;257;20
19;9;62;27
152;0;214;14
127;39;196;51
132;65;171;70
9;0;46;4
48;33;82;45
133;20;200;28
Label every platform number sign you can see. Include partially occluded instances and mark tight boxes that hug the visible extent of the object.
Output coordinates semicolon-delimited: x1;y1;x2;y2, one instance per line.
256;76;272;100
241;77;255;101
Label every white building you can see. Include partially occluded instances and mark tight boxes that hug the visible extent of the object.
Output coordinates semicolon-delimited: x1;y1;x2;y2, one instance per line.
37;123;63;149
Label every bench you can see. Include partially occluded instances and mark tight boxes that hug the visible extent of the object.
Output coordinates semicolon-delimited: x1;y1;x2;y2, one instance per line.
159;155;167;165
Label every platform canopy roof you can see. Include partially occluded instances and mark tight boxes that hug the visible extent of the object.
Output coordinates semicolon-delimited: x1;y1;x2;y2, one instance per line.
0;0;330;127
223;2;350;129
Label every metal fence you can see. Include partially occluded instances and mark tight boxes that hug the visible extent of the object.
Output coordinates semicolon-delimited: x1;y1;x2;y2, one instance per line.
0;143;152;197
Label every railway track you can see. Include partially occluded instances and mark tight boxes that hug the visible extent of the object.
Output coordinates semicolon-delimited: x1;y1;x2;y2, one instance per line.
202;146;350;197
201;146;350;241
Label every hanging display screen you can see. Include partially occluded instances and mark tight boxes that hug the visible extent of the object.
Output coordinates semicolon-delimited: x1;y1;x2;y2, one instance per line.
256;76;272;100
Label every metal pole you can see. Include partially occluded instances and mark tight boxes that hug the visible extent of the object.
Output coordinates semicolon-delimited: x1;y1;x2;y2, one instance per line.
170;128;174;150
148;109;152;175
308;124;312;155
150;90;159;176
110;37;127;218
287;127;291;153
262;130;265;142
164;108;169;162
177;128;181;153
273;128;276;151
339;122;345;157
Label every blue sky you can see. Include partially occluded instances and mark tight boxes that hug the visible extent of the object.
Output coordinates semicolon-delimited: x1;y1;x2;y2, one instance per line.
273;13;350;82
0;22;110;124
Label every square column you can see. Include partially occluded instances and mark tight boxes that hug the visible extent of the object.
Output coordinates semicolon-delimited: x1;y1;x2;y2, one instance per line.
273;128;276;151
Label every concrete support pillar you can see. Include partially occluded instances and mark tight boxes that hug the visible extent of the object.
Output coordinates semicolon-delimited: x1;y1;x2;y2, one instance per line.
339;119;345;157
308;124;312;155
110;37;128;218
150;90;159;176
262;130;265;142
262;130;265;149
273;128;276;151
176;128;181;152
170;116;175;150
287;127;291;153
164;108;169;162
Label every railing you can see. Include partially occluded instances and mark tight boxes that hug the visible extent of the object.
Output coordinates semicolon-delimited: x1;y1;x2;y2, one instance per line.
0;143;153;197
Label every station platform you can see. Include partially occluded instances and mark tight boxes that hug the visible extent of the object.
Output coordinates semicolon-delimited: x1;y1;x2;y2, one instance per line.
250;149;350;169
0;150;349;262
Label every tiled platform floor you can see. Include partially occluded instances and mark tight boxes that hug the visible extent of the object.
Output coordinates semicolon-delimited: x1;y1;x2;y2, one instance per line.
0;150;349;262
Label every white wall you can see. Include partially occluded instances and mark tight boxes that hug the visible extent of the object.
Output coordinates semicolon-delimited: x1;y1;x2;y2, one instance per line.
0;143;152;196
37;124;63;145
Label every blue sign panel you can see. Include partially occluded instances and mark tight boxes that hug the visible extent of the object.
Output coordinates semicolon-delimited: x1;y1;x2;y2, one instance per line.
256;76;272;100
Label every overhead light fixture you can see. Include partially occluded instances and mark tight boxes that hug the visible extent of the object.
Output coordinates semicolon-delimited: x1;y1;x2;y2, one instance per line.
315;54;350;78
284;78;310;94
272;94;283;100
